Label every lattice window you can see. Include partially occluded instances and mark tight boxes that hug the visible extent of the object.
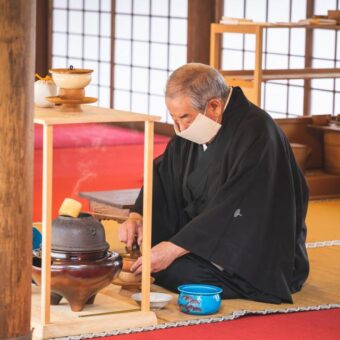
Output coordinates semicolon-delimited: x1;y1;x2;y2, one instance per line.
223;0;307;118
113;0;188;122
311;0;340;115
52;0;112;108
51;0;188;123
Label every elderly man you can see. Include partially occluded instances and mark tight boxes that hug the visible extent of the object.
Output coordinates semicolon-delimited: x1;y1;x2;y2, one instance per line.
119;63;309;303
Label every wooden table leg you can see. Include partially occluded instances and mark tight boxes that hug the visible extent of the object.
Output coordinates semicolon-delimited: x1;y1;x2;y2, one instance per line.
41;124;53;324
141;121;154;312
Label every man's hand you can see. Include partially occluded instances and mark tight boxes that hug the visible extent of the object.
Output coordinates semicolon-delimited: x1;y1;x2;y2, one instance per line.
130;241;189;275
118;212;143;249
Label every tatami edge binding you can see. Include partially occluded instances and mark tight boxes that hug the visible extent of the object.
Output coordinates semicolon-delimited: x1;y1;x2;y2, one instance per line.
52;303;340;339
306;240;340;248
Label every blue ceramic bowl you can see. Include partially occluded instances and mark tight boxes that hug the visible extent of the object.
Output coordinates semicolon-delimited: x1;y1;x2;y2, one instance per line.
177;284;223;315
32;226;42;250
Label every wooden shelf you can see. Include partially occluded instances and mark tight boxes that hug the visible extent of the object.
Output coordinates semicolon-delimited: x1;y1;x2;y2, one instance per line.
307;123;340;132
33;105;160;338
306;169;340;199
213;22;340;31
34;105;160;125
220;68;340;81
210;22;340;107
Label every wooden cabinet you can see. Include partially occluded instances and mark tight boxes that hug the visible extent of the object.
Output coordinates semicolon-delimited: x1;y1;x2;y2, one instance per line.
210;23;340;109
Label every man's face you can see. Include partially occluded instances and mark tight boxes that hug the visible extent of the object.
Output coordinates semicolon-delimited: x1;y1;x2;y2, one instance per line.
166;96;198;131
166;96;224;132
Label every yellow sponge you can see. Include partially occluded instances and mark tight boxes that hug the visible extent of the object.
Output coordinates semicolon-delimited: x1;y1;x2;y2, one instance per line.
59;198;82;218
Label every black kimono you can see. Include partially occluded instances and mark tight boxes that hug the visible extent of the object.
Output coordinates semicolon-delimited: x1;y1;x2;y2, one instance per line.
133;87;309;303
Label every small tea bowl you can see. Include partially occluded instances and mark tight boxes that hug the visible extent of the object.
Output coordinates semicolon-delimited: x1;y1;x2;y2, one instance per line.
177;284;223;315
49;67;93;89
132;292;172;310
120;253;139;271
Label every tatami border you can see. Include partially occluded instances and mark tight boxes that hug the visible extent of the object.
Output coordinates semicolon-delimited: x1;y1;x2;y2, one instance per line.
306;240;340;248
53;303;340;339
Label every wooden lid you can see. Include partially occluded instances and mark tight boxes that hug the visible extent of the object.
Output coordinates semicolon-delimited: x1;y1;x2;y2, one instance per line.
49;67;93;74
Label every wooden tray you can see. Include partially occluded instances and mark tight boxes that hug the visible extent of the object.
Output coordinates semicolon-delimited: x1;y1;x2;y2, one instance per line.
46;96;97;105
112;276;155;289
45;96;97;113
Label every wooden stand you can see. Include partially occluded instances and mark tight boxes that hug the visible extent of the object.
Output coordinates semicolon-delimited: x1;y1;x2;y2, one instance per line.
31;285;157;339
33;105;160;338
210;23;340;107
79;189;140;219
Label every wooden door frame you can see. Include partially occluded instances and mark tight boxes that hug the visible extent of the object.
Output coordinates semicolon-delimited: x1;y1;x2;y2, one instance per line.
35;0;52;76
187;0;224;64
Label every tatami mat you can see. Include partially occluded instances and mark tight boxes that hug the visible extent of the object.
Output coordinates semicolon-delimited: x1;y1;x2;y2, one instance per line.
101;200;340;327
101;246;340;325
48;199;340;339
306;199;340;243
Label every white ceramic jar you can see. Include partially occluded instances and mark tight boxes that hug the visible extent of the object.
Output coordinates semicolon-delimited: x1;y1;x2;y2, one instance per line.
34;79;57;107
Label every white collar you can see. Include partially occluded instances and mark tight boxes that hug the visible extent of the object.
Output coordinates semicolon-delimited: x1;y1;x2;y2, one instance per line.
224;87;233;112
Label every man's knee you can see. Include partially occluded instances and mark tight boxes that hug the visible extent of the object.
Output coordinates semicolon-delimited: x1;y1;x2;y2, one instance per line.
153;254;214;292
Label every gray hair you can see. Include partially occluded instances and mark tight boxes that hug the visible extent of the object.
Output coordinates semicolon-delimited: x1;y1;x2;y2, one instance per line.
165;63;229;111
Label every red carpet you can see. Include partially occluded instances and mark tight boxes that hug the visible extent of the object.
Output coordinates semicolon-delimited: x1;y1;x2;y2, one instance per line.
98;309;340;340
33;124;340;339
34;124;169;149
33;124;169;221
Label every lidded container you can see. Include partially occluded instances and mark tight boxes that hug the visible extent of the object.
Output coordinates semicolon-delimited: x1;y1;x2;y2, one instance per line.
49;66;93;90
52;213;109;253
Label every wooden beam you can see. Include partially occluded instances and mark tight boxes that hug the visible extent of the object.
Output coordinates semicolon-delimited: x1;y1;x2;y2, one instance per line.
220;68;340;80
188;0;223;64
0;0;36;338
211;23;259;34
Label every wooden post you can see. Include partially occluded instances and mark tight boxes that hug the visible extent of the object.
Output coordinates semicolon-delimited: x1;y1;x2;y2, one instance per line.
188;0;223;64
210;24;221;69
41;124;53;324
141;121;154;312
0;0;36;339
253;26;263;106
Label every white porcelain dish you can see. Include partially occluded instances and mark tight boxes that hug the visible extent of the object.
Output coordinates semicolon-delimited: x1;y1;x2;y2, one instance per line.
131;292;172;310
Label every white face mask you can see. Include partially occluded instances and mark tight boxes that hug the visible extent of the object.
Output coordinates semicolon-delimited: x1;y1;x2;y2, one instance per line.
174;88;233;144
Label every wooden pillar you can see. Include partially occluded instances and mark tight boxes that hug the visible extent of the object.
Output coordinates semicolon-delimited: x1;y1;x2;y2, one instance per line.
187;0;224;64
0;1;36;339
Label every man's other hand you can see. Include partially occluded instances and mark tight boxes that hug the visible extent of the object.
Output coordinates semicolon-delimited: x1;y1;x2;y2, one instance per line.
118;212;143;248
130;241;189;275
